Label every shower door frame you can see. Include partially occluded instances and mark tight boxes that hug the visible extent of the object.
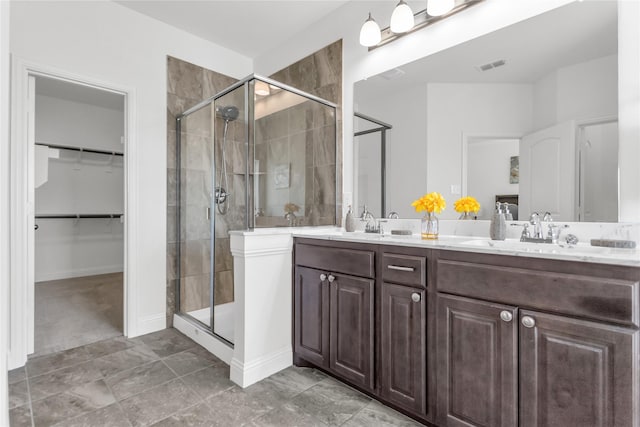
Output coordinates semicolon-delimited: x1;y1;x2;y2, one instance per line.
175;74;338;345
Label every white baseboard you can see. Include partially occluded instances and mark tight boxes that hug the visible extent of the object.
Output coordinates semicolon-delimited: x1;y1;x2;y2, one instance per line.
35;265;124;282
173;314;233;364
135;313;166;337
230;346;293;388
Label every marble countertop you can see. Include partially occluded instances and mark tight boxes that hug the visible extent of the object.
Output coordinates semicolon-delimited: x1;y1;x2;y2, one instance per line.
292;229;640;267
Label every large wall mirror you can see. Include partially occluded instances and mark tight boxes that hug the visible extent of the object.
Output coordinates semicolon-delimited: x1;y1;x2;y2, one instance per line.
354;1;619;222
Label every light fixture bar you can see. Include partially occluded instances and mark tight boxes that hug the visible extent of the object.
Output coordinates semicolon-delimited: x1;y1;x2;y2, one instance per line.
369;0;485;51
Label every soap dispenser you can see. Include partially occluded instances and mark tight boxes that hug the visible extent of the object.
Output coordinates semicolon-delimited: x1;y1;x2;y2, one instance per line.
345;205;356;232
489;202;506;240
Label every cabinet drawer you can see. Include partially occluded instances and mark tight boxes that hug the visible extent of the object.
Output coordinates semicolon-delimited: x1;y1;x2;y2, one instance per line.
295;243;375;278
382;253;426;288
437;258;640;327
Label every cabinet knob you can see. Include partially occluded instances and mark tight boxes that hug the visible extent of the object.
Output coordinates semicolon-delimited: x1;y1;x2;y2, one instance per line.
320;273;327;281
500;311;513;322
328;274;336;283
411;293;421;302
521;316;536;328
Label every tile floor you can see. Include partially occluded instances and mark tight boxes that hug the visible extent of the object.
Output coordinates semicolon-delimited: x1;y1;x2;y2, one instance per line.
8;328;422;427
35;273;123;356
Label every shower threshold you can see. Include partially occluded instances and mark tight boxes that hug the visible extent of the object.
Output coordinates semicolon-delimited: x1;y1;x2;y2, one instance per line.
186;302;234;344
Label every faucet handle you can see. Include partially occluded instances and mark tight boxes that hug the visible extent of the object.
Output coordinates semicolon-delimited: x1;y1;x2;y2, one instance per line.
543;212;553;222
529;212;540;224
511;223;530;240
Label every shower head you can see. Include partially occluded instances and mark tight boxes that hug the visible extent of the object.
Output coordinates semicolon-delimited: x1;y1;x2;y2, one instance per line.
217;105;240;122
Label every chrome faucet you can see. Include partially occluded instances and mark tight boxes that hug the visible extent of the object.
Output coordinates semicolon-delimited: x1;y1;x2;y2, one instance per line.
529;212;543;239
360;205;380;233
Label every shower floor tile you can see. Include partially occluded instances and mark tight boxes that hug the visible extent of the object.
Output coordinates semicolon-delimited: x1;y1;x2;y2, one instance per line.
9;328;423;427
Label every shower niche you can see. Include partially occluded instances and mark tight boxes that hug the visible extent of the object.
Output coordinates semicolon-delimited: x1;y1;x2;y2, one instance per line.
175;75;337;345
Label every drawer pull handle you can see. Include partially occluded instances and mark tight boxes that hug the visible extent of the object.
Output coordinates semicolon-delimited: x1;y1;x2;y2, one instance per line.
320;273;327;281
500;311;513;322
388;265;415;272
411;293;421;302
328;275;336;283
521;316;536;328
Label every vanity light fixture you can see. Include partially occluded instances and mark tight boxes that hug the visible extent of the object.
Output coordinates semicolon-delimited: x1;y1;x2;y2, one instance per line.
427;0;455;17
255;80;270;96
390;0;415;33
360;0;485;50
359;12;382;47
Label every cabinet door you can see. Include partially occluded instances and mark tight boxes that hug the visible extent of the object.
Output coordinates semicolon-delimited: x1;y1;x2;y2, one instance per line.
520;310;637;427
436;294;518;427
294;266;329;368
329;273;375;390
380;283;426;416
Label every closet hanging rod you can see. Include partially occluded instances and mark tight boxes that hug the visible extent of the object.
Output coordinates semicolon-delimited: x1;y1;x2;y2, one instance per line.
35;214;123;219
35;142;124;157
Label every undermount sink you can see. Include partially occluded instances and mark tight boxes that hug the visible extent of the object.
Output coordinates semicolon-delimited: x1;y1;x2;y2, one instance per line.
457;238;636;258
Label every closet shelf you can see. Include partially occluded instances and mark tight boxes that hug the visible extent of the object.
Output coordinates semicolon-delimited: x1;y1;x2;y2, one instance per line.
36;142;124;157
35;214;123;219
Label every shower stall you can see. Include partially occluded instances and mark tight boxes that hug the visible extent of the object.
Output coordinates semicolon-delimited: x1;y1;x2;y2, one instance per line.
175;75;337;345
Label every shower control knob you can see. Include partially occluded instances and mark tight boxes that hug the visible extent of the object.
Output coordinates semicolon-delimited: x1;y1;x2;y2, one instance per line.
320;274;327;281
328;275;336;283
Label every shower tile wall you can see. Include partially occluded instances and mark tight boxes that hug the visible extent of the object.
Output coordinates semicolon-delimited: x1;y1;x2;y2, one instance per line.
269;39;343;224
166;41;343;325
166;56;237;327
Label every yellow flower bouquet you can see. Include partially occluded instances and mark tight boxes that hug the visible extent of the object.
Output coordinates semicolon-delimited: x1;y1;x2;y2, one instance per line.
411;192;446;214
453;196;480;214
411;192;445;240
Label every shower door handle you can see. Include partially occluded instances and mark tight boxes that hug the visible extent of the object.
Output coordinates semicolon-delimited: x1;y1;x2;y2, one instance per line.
206;207;211;221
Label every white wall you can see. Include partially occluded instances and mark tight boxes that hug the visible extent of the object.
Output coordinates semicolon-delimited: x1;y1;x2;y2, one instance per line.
427;83;533;219
35;94;124;152
533;54;618;130
9;0;252;365
618;0;640;222
34;93;125;282
357;83;428;218
0;1;10;424
467;138;519;220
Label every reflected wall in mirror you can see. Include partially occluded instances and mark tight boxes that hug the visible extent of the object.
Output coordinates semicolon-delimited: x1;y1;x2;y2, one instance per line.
354;1;618;221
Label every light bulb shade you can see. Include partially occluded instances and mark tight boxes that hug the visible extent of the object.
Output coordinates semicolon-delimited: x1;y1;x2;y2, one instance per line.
390;1;415;33
359;13;381;47
427;0;455;16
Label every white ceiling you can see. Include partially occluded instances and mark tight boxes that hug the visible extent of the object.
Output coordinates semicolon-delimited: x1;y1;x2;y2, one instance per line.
114;0;351;58
35;76;125;111
356;1;618;100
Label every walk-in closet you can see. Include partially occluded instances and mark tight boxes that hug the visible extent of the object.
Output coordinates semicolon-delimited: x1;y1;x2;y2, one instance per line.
33;76;125;356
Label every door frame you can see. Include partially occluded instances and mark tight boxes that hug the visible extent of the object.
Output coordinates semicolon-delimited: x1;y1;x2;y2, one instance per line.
9;57;138;368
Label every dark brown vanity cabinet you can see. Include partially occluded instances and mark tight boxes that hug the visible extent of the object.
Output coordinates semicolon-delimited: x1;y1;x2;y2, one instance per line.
519;310;635;427
293;242;375;391
436;294;517;427
436;251;640;427
380;251;429;417
294;238;640;426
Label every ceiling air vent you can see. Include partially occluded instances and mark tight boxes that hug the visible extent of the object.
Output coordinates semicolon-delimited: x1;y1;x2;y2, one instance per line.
379;67;405;80
475;59;506;72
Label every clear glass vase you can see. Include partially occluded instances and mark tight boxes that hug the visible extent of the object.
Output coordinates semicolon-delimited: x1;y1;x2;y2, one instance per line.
421;212;439;240
458;211;474;220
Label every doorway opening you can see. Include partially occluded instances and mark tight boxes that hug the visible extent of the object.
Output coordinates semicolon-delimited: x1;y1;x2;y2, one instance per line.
32;75;126;356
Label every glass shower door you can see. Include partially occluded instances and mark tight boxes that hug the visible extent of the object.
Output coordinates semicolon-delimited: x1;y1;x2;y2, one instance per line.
211;85;247;344
177;103;213;329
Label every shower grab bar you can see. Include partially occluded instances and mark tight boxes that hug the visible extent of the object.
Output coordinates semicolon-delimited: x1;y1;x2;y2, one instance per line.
35;142;124;157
